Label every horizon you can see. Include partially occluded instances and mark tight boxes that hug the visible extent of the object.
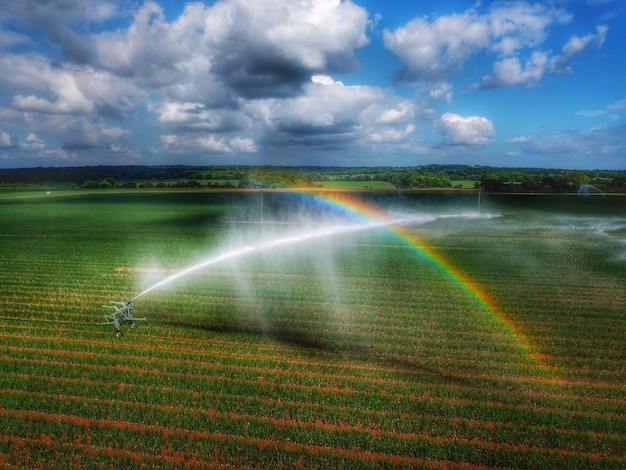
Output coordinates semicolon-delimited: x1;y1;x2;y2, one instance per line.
0;1;625;170
0;163;624;172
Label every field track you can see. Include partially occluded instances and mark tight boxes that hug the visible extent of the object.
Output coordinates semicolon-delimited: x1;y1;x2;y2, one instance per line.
1;190;624;469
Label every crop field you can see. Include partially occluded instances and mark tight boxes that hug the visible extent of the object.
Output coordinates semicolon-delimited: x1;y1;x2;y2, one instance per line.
0;189;624;469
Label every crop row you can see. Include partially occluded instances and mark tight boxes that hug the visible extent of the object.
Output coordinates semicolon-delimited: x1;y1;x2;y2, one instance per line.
3;337;622;422
2;407;623;469
5;355;620;429
0;411;453;470
3;323;622;402
0;335;536;387
0;341;554;397
3;354;624;441
2;372;624;458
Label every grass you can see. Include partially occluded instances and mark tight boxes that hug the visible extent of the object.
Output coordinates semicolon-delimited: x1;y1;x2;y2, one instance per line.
0;189;624;469
450;179;479;189
313;180;396;189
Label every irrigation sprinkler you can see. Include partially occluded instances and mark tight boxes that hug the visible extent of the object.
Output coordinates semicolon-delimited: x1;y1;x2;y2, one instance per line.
101;301;146;337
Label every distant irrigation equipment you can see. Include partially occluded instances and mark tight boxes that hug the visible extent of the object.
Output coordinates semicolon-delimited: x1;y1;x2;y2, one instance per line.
577;184;604;197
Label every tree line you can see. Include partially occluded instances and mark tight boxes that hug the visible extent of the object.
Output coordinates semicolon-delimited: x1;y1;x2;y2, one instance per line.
0;164;625;192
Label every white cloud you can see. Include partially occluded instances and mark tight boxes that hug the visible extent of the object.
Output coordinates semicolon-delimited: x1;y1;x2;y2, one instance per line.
0;53;143;118
268;75;385;135
487;2;571;55
480;51;548;88
434;113;494;145
576;109;606;118
377;101;415;124
0;0;622;169
259;75;428;150
506;135;532;144
89;0;369;95
429;82;453;103
368;124;415;143
161;133;257;155
24;133;45;150
384;3;570;81
550;25;608;73
0;129;16;147
92;1;191;86
12;72;94;114
576;98;626;118
229;137;257;153
196;135;234;153
608;99;626;111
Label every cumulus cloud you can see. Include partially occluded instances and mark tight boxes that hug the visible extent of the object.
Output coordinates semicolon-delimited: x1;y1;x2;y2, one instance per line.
0;0;621;168
265;75;384;141
480;51;548;88
88;0;370;97
91;1;192;87
0;53;144;118
434;113;494;145
160;133;256;155
206;0;370;98
384;2;570;81
368;124;415;143
257;75;427;150
12;73;94;114
377;101;416;124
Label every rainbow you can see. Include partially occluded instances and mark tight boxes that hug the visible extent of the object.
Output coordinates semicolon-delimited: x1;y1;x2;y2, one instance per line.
295;190;546;370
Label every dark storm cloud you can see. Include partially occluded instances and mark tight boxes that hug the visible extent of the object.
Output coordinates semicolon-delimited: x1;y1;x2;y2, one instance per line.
212;50;311;99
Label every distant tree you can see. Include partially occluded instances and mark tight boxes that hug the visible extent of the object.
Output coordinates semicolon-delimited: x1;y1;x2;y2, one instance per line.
521;176;541;191
480;178;505;192
568;171;588;189
540;176;566;192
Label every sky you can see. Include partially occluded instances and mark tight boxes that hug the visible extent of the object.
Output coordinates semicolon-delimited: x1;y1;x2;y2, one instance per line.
0;0;624;170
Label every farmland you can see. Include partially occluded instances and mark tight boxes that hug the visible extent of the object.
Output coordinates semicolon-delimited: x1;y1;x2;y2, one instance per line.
0;189;624;469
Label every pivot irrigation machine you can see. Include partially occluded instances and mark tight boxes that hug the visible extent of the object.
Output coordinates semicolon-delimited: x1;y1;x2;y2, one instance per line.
101;301;146;337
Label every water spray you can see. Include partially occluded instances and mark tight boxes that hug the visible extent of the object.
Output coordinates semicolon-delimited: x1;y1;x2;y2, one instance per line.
101;208;497;335
130;217;408;302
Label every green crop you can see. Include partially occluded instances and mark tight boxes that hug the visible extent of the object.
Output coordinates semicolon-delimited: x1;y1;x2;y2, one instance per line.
0;189;624;469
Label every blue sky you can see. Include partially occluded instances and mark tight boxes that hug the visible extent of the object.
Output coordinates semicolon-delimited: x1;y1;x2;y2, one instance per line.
0;0;624;169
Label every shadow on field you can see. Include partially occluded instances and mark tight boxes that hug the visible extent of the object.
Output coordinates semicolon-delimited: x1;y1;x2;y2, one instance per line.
166;314;478;387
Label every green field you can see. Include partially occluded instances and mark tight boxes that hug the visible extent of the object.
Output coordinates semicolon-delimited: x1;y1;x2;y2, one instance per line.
313;180;397;189
450;180;479;189
0;189;624;469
